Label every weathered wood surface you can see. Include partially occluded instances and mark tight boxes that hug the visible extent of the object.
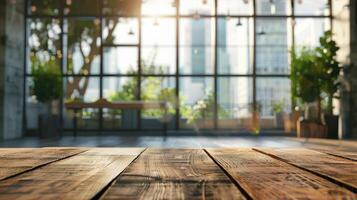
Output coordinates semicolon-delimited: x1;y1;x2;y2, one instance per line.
309;147;357;161
206;148;356;200
0;148;144;200
101;149;245;200
255;148;357;191
0;148;86;181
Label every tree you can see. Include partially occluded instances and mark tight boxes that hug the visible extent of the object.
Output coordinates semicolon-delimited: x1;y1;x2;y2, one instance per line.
291;47;324;122
315;31;341;115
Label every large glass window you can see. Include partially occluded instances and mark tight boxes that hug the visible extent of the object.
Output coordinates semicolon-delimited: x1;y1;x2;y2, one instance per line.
25;0;332;133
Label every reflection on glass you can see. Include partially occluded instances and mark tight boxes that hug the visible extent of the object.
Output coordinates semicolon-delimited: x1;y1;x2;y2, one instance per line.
102;18;139;45
63;77;100;130
294;18;330;48
256;78;291;130
217;0;253;15
142;18;176;74
103;47;138;74
180;0;215;15
141;77;176;120
180;18;214;74
179;77;214;129
256;0;290;15
294;0;329;16
103;77;138;101
217;77;253;130
65;18;100;75
142;0;176;16
217;18;253;74
28;18;62;74
64;76;100;102
29;0;60;15
256;18;291;74
102;77;139;129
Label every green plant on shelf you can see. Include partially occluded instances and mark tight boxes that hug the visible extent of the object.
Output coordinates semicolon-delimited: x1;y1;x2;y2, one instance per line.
31;57;62;104
272;100;285;114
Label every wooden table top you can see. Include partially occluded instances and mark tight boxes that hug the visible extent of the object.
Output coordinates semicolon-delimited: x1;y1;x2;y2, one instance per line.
0;147;355;199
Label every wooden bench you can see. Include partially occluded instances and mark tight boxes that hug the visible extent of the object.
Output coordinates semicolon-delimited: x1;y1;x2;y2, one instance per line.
65;98;169;137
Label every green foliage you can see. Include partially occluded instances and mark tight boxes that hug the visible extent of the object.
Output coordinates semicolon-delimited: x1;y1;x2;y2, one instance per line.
291;47;322;105
31;57;62;103
272;100;285;114
185;91;229;124
315;31;341;114
290;31;341;121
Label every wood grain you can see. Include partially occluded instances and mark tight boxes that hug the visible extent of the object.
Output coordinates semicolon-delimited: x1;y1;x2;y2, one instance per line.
0;148;144;200
255;148;357;191
0;148;86;180
206;148;356;200
309;147;357;161
101;148;245;200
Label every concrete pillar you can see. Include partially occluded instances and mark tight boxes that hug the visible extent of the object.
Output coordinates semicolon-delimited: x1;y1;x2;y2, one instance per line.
0;0;24;140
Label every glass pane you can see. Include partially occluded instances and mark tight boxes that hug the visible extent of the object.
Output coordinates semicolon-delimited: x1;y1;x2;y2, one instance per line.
103;77;138;101
217;77;253;130
103;0;141;16
180;18;214;74
64;0;100;15
102;77;139;129
180;0;215;15
294;0;329;16
141;77;176;129
294;18;330;48
28;0;60;15
64;76;100;102
142;18;176;74
256;0;291;15
217;0;253;15
65;18;100;75
142;0;176;16
142;18;175;46
27;18;62;74
103;77;139;129
102;18;139;45
256;78;291;130
217;17;253;74
179;77;214;129
256;18;291;74
103;47;138;74
63;76;100;130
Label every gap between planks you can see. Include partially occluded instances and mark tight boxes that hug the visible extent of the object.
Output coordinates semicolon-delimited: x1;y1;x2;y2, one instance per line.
253;148;357;193
0;148;88;181
0;148;145;200
92;148;147;200
205;148;356;200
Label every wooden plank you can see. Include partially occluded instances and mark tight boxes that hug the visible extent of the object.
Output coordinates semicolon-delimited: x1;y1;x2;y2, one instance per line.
309;147;357;161
254;148;357;192
0;148;86;181
0;148;34;156
0;148;144;200
206;148;356;200
101;148;245;200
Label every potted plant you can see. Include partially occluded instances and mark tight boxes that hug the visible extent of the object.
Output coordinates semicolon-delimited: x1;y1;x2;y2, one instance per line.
272;100;285;129
315;31;341;139
31;58;62;138
291;47;327;138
